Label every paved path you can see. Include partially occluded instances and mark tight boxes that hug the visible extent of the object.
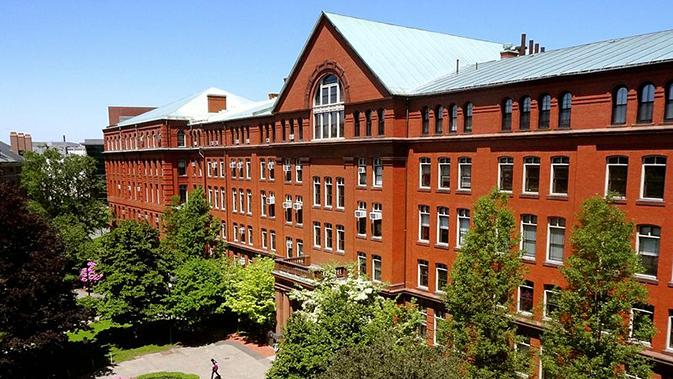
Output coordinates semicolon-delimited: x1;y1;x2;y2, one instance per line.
99;339;274;379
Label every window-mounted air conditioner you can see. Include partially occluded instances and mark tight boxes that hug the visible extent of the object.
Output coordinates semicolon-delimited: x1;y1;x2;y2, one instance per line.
237;162;243;169
354;209;367;218
358;167;366;174
267;195;276;205
245;138;250;144
265;137;270;143
283;164;291;171
282;200;293;209
229;161;237;169
369;211;382;221
268;161;275;170
293;202;303;210
289;134;295;141
234;139;240;144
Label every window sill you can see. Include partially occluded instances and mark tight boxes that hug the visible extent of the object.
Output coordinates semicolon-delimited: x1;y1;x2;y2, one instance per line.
434;244;450;250
517;311;533;317
519;193;539;199
521;257;536;264
417;286;429;291
607;197;627;204
546;194;568;201
634;122;655;127
372;236;383;242
356;185;367;190
634;274;658;285
455;189;471;195
418;187;431;193
356;234;367;240
416;241;430;247
543;261;563;268
370;186;383;191
437;188;451;193
636;199;665;207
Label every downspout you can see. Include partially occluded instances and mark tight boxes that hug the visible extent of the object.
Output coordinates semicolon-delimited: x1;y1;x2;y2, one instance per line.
403;97;410;291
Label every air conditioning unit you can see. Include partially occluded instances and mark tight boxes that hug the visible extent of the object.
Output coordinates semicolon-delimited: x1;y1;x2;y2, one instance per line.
234;139;240;144
193;141;198;146
283;164;291;171
265;137;270;143
293;201;303;210
358;166;366;174
191;161;196;166
237;162;243;169
354;209;367;218
289;134;295;141
117;184;121;189
229;161;236;169
282;200;293;209
369;211;382;221
245;138;250;144
136;186;141;191
268;161;275;170
267;195;276;205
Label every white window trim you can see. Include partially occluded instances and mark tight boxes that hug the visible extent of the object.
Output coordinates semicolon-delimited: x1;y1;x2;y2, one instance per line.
545;219;565;265
438;158;450;190
419;158;431;189
373;158;383;188
418;206;430;242
543;287;559;320
458;158;472;191
436;208;449;246
435;266;447;294
456;209;470;248
372;257;382;282
604;157;628;199
666;314;673;352
336;177;345;209
417;261;429;289
497;158;514;193
549;158;569;196
635;225;660;280
517;282;534;315
640;158;666;201
629;306;654;347
520;216;537;261
324;177;333;208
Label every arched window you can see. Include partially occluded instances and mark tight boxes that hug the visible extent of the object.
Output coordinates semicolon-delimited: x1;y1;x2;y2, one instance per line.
520;96;531;130
313;74;344;139
177;130;185;147
421;106;430;135
448;104;458;133
612;86;628;125
435;105;444;134
502;98;512;131
377;108;385;135
464;102;473;133
665;82;673;121
538;94;551;129
559;92;572;128
637;83;655;123
353;111;360;137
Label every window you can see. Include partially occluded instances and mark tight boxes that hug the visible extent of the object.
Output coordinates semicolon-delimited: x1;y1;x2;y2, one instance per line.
324;223;333;250
558;92;572;128
543;285;559;319
605;156;628;198
313;74;344;139
419;205;430;242
365;110;372;136
521;215;537;260
220;161;225;177
313;222;321;247
502;98;512;131
260;192;268;217
295;160;303;183
458;157;472;190
268;192;275;218
220;189;226;211
373;158;383;187
337;225;345;252
637;83;655;123
313;176;321;206
457;209;470;247
270;231;276;252
268;160;275;180
372;255;382;282
284;194;292;223
436;264;448;293
357;201;367;236
613;86;628;125
239;188;244;213
631;304;654;344
372;203;382;238
641;156;666;200
177;160;186;176
246;190;252;215
522;157;540;194
247;226;253;245
177;130;185;147
357;252;367;277
357;158;367;186
336;177;345;209
515;337;532;377
667;83;673;121
243;159;250;179
520;96;531;130
539;94;551;129
230;159;237;178
550;156;570;195
417;260;429;289
261;229;268;249
667;311;673;350
232;223;238;242
518;281;534;314
498;157;514;192
353;111;360;137
324;177;333;207
547;217;566;263
295;195;303;225
437;207;449;246
283;159;292;182
449;104;458;133
285;237;293;257
179;185;187;203
419;157;431;188
438;158;450;190
259;160;266;180
636;225;660;278
435;105;444;134
237;159;244;178
464;102;473;132
297;240;304;256
377;108;385;135
421;106;430;135
231;189;237;212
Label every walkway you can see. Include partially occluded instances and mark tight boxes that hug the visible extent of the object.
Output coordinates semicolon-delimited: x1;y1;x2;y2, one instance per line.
99;336;275;379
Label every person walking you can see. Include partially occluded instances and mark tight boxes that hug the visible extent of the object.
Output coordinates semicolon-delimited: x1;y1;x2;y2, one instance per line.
211;358;221;379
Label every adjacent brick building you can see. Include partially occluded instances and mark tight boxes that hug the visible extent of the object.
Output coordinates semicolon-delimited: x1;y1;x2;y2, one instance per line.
104;12;673;377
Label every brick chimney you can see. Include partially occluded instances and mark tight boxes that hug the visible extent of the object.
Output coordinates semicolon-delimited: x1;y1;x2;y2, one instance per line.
207;95;227;113
9;132;18;154
9;131;32;155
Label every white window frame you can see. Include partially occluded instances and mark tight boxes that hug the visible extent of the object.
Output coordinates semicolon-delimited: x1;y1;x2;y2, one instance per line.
630;304;654;346
543;286;559;320
605;156;628;199
357;253;367;277
324;223;333;251
245;159;251;179
313;176;321;207
457;208;470;247
261;229;268;250
550;156;570;196
232;189;237;212
417;260;429;289
520;214;537;260
356;201;367;237
546;217;566;264
270;231;276;252
371;203;383;239
324;177;333;208
418;205;430;242
336;225;345;253
437;207;449;246
666;312;673;351
373;158;383;187
313;222;321;248
336;177;345;209
498;157;514;193
357;158;367;186
517;281;534;315
522;156;540;194
419;157;431;189
295;159;303;183
260;191;267;217
372;256;382;282
260;159;266;180
458;157;472;191
246;190;252;215
435;265;448;294
636;225;660;279
438;158;450;190
640;156;666;201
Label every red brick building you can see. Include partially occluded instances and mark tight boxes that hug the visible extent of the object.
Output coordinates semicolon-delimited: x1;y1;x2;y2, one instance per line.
104;12;673;377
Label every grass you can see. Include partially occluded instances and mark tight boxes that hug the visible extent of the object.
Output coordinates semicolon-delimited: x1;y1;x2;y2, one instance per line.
109;343;176;363
137;372;199;379
67;319;117;342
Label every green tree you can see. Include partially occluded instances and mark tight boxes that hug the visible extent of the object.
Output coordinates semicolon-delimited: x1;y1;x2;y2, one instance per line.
267;270;422;379
227;257;275;331
442;190;525;378
95;220;168;325
542;197;653;379
0;184;83;376
161;187;220;262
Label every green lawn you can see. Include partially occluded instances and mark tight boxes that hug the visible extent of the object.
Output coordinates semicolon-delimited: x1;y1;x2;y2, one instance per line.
67;319;117;342
137;372;199;379
110;343;176;363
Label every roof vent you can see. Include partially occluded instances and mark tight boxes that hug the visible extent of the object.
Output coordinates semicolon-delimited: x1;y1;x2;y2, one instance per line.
500;43;519;59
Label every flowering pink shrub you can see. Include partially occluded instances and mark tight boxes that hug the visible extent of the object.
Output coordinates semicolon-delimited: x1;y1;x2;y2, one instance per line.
80;261;103;293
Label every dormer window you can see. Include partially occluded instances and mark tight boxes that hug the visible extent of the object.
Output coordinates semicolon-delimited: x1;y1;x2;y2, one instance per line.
313;74;344;140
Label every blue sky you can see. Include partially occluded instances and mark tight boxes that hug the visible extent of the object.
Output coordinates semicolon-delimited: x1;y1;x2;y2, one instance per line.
1;0;672;143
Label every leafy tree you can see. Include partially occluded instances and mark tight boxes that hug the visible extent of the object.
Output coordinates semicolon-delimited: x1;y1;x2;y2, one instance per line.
0;184;83;375
95;220;168;325
319;332;464;379
542;197;653;379
227;257;275;331
442;190;525;378
161;187;220;262
267;269;422;379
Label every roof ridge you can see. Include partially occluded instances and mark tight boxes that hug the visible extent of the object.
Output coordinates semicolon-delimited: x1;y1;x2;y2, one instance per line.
541;27;673;54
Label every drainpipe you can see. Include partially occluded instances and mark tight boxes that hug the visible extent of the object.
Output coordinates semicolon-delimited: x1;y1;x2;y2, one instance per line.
403;97;410;290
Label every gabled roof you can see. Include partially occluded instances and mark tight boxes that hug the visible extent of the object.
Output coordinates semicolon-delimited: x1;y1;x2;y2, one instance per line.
117;87;255;127
196;98;276;125
415;29;673;95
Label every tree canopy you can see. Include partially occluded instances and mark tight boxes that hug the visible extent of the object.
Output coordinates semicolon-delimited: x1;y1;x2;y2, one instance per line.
226;257;276;330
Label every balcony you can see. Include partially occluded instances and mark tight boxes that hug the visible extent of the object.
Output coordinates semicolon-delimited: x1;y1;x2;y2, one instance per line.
274;255;348;282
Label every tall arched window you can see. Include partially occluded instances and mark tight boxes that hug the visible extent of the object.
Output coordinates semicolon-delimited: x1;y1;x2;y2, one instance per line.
637;83;655;123
559;92;572;128
449;104;458;133
177;130;185;147
520;96;531;130
313;74;344;139
464;102;473;133
665;82;673;121
377;108;385;135
435;105;444;134
538;94;551;129
502;98;512;131
612;86;628;125
421;106;430;135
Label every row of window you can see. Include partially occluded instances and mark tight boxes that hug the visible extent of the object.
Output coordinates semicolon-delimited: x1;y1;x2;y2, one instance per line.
312;222;346;253
107;131;162;151
312;176;346;208
356;252;383;282
108;159;162;177
111;181;162;205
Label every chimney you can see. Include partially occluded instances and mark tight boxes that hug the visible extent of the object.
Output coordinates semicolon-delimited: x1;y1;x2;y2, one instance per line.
268;93;279;100
24;134;32;152
534;43;540;54
528;39;534;55
540;47;546;53
207;95;227;113
9;132;19;154
520;33;527;55
18;133;27;154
